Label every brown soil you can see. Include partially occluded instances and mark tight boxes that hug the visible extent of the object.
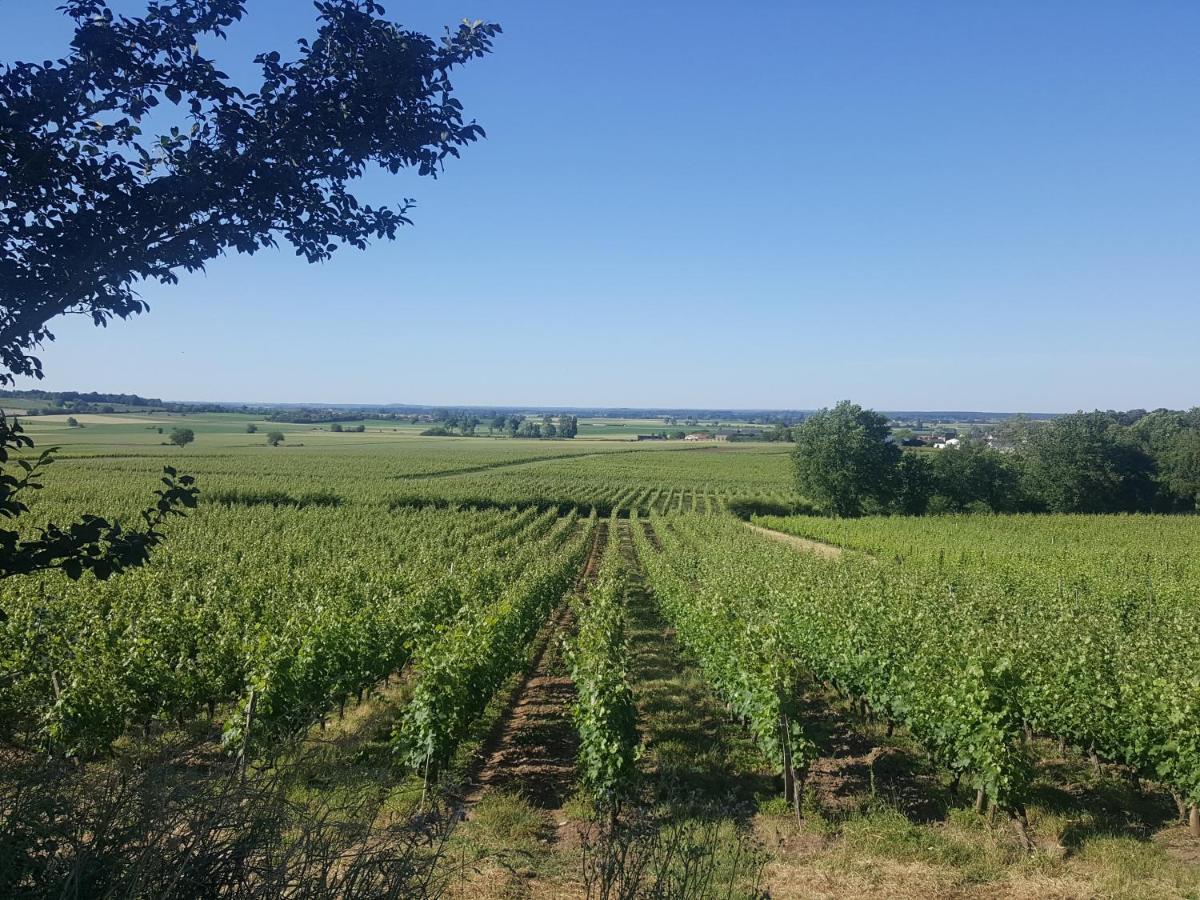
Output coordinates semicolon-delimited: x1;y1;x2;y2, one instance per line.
799;692;950;822
744;521;844;559
463;522;608;811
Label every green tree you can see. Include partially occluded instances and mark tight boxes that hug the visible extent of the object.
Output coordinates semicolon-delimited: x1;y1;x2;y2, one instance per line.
65;416;79;428
329;423;343;433
266;431;285;447
168;427;195;448
791;401;899;517
0;1;500;384
929;440;1024;513
1021;412;1155;513
1161;429;1200;508
1132;408;1200;510
245;423;258;434
893;452;934;515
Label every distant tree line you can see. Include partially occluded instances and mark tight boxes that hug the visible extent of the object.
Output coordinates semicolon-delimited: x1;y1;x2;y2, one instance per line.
421;413;579;439
267;409;391;424
0;388;163;407
794;401;1200;517
1;389;234;416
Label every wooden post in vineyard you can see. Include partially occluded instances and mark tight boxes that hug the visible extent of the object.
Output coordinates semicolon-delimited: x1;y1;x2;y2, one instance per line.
239;688;257;783
780;714;802;823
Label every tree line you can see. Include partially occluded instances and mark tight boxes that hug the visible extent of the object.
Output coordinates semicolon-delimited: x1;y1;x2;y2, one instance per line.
423;414;579;439
793;401;1200;517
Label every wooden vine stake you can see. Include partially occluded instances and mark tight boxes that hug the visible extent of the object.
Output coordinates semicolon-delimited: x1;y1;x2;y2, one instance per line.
239;688;257;784
780;713;802;824
781;716;795;805
1190;804;1199;839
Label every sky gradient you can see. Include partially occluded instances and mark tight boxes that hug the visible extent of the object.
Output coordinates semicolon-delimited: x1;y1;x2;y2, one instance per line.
3;1;1197;411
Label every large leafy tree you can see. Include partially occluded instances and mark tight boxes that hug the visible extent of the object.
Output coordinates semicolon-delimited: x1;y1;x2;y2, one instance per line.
1132;408;1200;510
0;0;499;383
792;400;899;517
0;0;498;615
1020;411;1156;513
928;439;1025;513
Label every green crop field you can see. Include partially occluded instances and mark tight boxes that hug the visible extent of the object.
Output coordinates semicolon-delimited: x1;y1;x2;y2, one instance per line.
2;414;1198;898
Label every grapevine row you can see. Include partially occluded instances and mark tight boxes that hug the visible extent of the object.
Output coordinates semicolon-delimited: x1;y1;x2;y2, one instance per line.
565;513;639;804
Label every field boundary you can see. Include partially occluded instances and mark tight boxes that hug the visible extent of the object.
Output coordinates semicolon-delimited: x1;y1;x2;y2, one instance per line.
390;443;734;483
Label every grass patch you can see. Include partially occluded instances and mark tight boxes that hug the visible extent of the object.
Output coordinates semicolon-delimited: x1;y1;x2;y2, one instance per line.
469;790;550;854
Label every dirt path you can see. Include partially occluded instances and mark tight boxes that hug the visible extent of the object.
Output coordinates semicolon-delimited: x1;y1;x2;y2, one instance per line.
464;521;608;810
618;520;773;809
743;521;844;559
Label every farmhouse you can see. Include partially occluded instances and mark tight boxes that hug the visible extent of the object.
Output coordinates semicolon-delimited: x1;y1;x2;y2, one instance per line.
684;432;711;441
713;428;764;442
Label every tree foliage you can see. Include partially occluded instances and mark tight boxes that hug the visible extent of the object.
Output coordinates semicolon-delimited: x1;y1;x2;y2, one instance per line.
927;439;1024;513
0;0;500;384
1020;412;1155;513
791;402;1200;518
791;401;898;517
168;426;195;447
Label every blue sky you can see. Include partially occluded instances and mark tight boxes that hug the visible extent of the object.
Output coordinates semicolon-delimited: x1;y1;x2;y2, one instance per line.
3;1;1197;411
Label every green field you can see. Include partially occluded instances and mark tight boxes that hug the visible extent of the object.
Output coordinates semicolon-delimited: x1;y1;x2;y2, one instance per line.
2;415;1198;898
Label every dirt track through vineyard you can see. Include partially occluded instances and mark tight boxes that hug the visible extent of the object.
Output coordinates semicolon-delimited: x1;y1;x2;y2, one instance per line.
743;521;844;558
464;521;609;811
619;520;773;808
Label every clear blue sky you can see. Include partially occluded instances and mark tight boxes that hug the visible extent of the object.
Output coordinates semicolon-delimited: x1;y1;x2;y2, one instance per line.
3;1;1197;411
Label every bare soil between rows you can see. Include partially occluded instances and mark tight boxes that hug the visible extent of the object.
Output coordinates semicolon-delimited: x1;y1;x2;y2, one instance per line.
463;521;608;812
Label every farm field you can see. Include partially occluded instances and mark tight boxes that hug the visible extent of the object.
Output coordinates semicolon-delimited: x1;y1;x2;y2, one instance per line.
1;420;1198;898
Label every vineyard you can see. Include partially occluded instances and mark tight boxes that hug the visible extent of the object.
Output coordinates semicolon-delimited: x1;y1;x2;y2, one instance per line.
1;420;1198;898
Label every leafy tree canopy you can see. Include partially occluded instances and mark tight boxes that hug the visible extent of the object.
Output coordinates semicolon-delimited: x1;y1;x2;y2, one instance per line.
1021;411;1155;513
168;426;194;446
792;400;899;517
0;0;499;383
